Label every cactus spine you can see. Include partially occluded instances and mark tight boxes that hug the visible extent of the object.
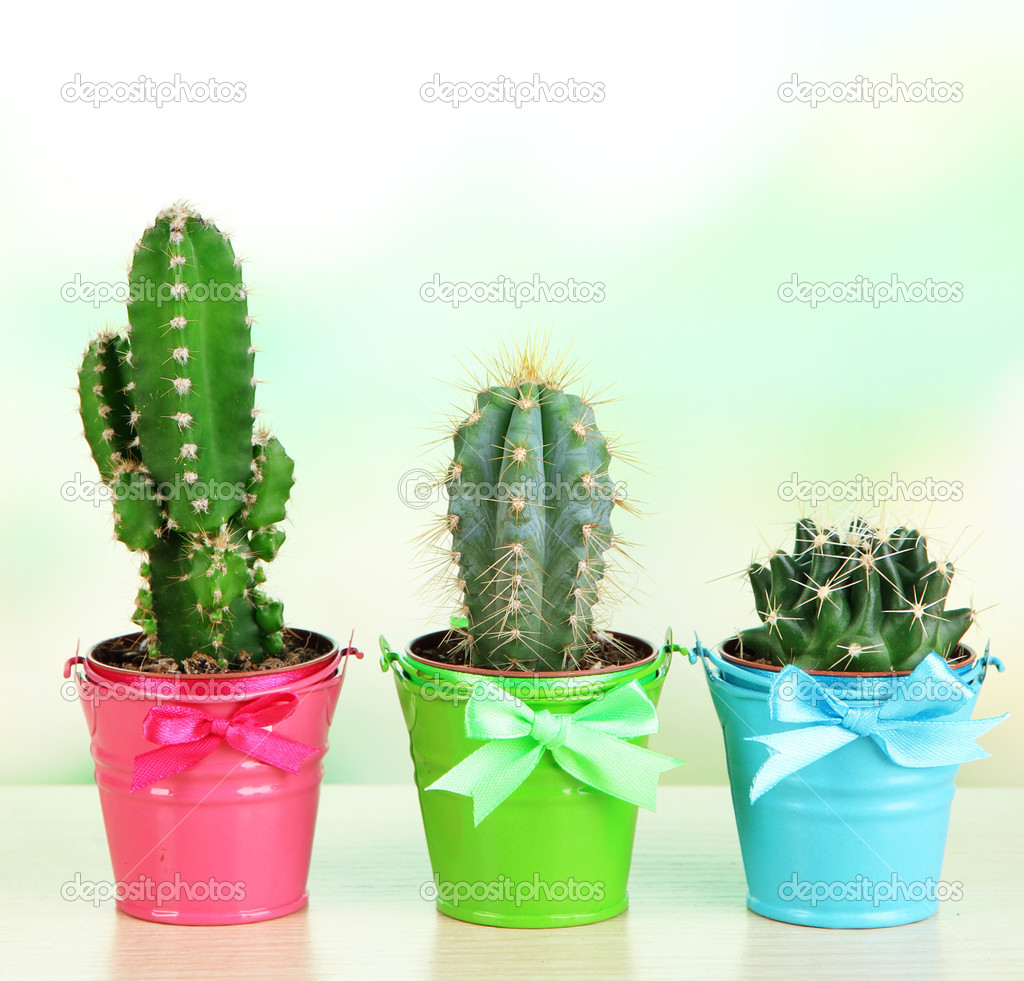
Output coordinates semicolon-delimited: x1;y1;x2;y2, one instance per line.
438;341;627;671
77;203;293;668
737;518;976;672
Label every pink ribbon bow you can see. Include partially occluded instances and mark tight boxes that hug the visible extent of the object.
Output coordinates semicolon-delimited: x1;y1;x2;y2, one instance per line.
131;692;317;793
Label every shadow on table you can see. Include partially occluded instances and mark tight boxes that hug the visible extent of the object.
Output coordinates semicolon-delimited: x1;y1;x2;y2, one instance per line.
105;906;314;979
426;909;635;980
737;907;947;975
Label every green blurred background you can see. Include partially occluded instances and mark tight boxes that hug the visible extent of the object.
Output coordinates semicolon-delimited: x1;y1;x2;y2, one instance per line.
1;1;1019;785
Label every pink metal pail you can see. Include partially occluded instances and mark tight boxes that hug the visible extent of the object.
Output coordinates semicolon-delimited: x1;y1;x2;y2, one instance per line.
65;630;356;925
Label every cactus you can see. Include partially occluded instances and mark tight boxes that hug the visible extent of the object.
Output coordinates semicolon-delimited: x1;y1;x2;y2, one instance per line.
736;518;976;672
77;203;293;668
434;340;629;671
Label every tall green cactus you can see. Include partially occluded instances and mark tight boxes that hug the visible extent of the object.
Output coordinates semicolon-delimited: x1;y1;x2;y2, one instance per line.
737;518;975;672
439;342;626;671
77;204;293;668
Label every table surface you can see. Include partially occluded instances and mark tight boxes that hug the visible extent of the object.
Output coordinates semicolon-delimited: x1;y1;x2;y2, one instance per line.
1;786;1020;980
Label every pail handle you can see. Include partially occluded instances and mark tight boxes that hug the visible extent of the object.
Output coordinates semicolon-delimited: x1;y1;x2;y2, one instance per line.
379;634;402;675
63;645;86;684
684;633;721;683
977;641;1005;684
661;627;690;666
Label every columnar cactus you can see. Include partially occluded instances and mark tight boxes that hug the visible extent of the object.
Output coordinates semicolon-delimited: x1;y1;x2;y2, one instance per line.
77;203;293;668
437;341;628;671
737;518;976;672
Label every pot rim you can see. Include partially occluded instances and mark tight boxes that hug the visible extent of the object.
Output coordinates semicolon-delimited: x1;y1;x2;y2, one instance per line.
82;628;344;680
718;637;975;678
405;628;658;679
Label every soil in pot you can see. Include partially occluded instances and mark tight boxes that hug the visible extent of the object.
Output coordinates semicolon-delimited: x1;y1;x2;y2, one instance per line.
89;628;335;675
719;635;974;676
409;628;654;674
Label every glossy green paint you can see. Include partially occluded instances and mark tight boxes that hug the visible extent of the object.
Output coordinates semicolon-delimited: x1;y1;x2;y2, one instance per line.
388;634;672;927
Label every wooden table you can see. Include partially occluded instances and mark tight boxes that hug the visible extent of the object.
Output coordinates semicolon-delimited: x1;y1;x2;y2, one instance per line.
1;786;1020;980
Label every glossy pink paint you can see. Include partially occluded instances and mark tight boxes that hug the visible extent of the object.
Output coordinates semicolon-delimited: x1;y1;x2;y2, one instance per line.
67;634;349;924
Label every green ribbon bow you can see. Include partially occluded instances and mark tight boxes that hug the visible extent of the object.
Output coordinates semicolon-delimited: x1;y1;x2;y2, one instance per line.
426;678;684;826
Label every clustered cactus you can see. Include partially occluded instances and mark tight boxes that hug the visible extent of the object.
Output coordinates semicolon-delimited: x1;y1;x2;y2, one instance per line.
434;341;630;672
78;203;292;668
736;518;976;672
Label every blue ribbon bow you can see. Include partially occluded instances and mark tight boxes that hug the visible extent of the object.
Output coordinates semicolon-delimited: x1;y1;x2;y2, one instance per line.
746;652;1008;803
